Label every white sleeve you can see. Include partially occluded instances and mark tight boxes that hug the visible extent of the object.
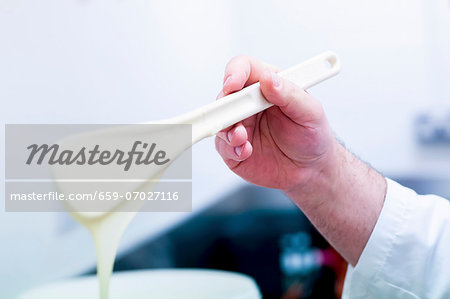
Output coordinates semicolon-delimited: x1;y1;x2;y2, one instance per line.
342;178;450;299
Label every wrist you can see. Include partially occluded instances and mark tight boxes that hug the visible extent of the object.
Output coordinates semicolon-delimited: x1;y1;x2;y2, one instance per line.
284;139;387;265
284;139;386;212
283;138;344;207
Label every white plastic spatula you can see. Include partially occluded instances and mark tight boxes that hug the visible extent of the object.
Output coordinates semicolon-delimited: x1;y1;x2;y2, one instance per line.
51;51;340;217
163;51;340;143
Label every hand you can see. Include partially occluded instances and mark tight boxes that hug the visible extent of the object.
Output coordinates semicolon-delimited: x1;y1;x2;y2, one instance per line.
215;55;387;266
215;55;338;193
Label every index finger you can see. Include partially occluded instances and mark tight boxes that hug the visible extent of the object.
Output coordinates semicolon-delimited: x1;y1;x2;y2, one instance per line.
222;55;279;95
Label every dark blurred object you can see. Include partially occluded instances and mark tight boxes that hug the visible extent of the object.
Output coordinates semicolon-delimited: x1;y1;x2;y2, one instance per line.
112;185;347;298
105;177;449;298
414;112;450;144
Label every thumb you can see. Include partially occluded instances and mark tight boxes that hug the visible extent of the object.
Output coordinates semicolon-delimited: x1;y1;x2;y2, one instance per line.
259;69;325;126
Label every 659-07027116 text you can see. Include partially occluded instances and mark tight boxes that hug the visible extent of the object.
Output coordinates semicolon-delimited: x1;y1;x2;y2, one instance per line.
9;191;181;201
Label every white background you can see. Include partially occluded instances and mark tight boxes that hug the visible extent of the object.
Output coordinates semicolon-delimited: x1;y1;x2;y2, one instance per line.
1;0;450;297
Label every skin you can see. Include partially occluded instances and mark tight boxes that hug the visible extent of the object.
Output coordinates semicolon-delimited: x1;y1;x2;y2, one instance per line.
215;55;387;266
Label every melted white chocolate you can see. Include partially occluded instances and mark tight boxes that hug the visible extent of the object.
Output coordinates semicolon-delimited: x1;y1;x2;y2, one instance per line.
72;212;136;299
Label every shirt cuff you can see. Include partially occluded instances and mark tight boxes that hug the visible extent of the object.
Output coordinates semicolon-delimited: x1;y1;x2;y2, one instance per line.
342;178;417;298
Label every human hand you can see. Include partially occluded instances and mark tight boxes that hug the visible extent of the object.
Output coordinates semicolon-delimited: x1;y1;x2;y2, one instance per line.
215;55;339;193
215;55;387;266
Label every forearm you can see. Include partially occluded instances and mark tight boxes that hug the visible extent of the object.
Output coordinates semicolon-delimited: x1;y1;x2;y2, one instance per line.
285;141;387;266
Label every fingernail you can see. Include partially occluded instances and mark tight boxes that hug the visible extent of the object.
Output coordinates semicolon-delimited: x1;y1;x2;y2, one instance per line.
234;145;243;156
271;71;281;88
223;75;232;87
227;130;233;142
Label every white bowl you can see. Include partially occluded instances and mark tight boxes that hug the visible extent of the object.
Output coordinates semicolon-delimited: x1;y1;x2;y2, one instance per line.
19;269;261;299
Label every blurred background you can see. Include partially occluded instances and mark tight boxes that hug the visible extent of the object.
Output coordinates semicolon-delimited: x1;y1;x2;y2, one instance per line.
1;0;450;298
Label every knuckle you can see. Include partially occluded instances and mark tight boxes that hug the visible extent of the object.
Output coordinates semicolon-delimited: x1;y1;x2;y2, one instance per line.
214;137;222;152
230;54;249;63
225;55;250;72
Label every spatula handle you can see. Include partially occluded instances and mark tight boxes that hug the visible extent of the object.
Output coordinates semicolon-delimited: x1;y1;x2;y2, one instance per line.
176;51;341;143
